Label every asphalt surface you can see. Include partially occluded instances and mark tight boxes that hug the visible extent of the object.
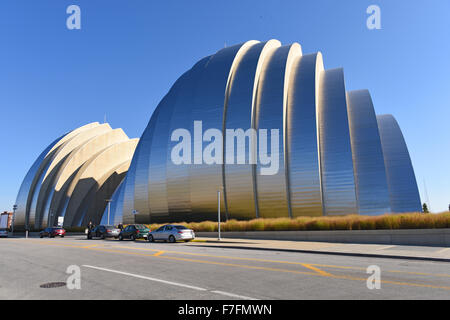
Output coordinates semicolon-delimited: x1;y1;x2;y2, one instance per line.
1;236;450;300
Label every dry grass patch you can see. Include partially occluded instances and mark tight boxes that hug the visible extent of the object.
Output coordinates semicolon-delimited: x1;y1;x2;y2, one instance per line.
146;212;450;233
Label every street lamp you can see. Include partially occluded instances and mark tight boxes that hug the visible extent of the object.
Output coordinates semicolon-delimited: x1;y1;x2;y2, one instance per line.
217;190;221;241
105;199;112;225
49;210;54;227
12;204;17;235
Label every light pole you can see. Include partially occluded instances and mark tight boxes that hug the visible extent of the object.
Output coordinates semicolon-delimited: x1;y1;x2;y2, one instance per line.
217;190;221;241
12;204;17;235
105;199;112;225
49;210;54;227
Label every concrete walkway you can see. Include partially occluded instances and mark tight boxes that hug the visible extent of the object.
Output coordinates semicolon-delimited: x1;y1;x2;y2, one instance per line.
191;237;450;262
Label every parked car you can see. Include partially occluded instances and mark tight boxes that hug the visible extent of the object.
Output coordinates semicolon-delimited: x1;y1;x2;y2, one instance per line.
148;225;195;243
0;229;8;238
40;227;66;238
118;224;150;241
87;225;121;239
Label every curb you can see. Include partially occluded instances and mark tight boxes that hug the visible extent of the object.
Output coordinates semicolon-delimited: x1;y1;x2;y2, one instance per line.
187;243;450;263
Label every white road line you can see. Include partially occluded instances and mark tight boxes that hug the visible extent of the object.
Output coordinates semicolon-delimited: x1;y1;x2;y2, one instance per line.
82;264;258;300
210;290;258;300
378;245;396;250
82;265;207;291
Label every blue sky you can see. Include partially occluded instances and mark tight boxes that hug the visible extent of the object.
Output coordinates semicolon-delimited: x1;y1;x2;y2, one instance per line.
1;0;449;213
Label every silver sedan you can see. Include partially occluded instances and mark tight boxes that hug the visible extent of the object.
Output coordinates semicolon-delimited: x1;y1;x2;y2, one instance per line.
148;225;195;243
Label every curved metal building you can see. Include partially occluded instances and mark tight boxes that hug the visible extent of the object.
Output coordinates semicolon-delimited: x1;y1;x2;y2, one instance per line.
347;90;391;215
115;39;421;224
377;115;422;213
16;39;422;228
14;123;138;229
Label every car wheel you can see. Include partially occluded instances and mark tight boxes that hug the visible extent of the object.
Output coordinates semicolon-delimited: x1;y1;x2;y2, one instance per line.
101;234;105;240
169;235;176;243
119;234;123;241
40;234;43;238
148;235;154;242
61;235;64;238
130;234;136;241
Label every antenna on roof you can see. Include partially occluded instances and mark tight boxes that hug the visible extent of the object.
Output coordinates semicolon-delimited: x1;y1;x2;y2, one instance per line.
423;179;431;212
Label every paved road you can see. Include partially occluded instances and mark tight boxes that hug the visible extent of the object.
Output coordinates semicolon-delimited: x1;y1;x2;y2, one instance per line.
1;236;450;300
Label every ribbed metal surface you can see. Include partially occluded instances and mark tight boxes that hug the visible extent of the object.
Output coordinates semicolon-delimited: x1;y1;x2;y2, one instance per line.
286;53;324;217
347;90;391;215
20;123;101;229
223;40;281;220
37;124;113;228
377;115;422;213
16;39;423;228
14;123;137;229
14;136;63;228
165;59;210;221
186;43;252;221
101;178;126;226
147;78;184;221
49;129;129;225
318;68;357;216
122;137;143;224
254;44;302;218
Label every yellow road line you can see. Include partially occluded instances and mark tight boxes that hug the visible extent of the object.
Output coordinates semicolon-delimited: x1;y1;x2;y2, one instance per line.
85;246;450;291
111;245;450;279
153;251;165;256
308;263;450;278
81;244;100;249
20;240;450;278
12;239;450;290
300;264;333;277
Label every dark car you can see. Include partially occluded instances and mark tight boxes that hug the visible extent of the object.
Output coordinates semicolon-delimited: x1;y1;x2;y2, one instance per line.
40;227;66;238
87;225;121;239
0;229;8;238
118;224;150;241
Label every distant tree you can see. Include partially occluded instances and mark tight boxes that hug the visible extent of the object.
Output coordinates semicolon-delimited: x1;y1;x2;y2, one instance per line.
422;203;429;213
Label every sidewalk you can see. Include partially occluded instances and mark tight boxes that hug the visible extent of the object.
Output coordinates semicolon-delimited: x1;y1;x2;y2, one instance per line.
191;237;450;262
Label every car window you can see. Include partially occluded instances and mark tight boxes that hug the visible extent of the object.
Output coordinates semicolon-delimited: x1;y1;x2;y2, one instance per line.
156;226;164;232
166;226;173;231
174;225;187;230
